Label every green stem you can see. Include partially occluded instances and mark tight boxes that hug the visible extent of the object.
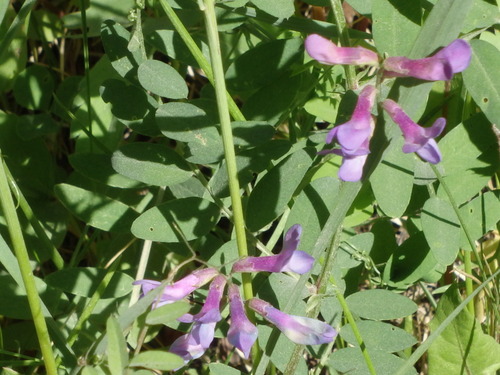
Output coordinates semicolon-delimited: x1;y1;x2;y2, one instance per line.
201;0;253;302
79;0;93;151
430;164;485;314
4;161;64;270
157;0;245;122
0;153;57;375
329;0;358;90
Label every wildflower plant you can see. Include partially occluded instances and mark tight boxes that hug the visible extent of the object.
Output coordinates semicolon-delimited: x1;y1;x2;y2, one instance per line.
0;0;499;375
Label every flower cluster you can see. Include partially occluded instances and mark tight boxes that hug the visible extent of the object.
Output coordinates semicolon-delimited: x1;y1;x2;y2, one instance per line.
134;225;336;365
305;34;472;181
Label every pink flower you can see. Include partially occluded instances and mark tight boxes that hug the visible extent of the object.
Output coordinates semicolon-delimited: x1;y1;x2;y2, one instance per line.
305;34;379;66
248;298;336;345
232;224;314;274
134;268;219;307
320;85;377;182
383;39;471;81
227;285;258;358
382;99;445;164
169;321;216;364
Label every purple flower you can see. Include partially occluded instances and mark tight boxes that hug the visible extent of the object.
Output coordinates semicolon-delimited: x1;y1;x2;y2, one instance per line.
305;34;379;66
170;321;216;364
382;99;445;164
134;268;219;307
227;284;258;358
248;298;337;345
320;85;377;182
232;224;314;274
383;39;471;81
178;275;226;324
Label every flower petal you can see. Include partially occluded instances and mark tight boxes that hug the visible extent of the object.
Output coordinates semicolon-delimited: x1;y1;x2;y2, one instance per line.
281;250;315;274
338;154;368;182
227;285;258;358
433;39;472;74
416;138;442;164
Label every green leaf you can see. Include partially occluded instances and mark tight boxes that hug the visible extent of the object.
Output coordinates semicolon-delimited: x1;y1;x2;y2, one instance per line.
13;65;55;110
340;321;417;353
131;197;221;242
246;148;314;232
372;0;421;56
329;347;417;375
428;285;500;375
231;121;275;147
106;316;129;375
145;301;191;325
370;137;415;218
54;183;138;232
129;350;184;371
101;20;144;80
462;39;500;126
346;289;417;320
249;0;295;19
421;197;460;266
462;0;500;32
111;143;193;187
208;363;243;375
44;267;134;298
137;59;188;99
225;38;303;92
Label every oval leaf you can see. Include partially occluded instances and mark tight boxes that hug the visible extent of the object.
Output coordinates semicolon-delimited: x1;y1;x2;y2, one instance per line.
138;60;188;99
111;143;193;187
346;289;417;320
132;197;221;242
129;350;184;371
145;301;191;325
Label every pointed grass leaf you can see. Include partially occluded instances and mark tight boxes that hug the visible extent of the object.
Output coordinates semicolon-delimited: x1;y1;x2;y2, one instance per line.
13;65;55;110
54;184;138;232
329;347;417;375
421;197;460;266
131;197;221;242
111;143;193;187
145;301;191;326
370;137;414;218
44;267;134;298
138;60;188;99
101;20;144;80
340;321;417;353
346;289;417;321
69;153;143;189
246;148;314;232
106;316;129;375
129;350;184;371
428;285;500;374
462;39;500;126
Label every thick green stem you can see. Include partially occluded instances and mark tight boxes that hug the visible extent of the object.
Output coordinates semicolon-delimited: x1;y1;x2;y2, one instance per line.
0;154;57;375
157;0;245;122
430;164;485;315
329;0;358;90
201;0;253;302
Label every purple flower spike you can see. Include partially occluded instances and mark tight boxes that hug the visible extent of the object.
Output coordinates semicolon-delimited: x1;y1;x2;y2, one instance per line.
170;321;216;364
134;267;219;307
305;34;379;66
320;85;376;182
232;224;314;275
383;39;471;81
178;275;226;324
382;99;445;164
248;298;337;345
227;284;258;358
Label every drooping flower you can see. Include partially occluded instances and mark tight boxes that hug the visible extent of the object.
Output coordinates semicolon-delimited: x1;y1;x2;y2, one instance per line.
178;275;226;324
320;85;377;182
383;39;471;81
305;34;379;66
227;284;258;358
248;298;336;345
169;320;216;364
134;268;219;307
232;224;314;274
382;99;445;164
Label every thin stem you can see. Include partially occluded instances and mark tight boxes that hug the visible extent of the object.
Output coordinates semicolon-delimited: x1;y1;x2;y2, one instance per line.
418;281;438;309
157;0;245;122
0;153;57;375
4;161;64;270
79;0;93;150
329;0;358;90
201;0;253;302
430;164;485;314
